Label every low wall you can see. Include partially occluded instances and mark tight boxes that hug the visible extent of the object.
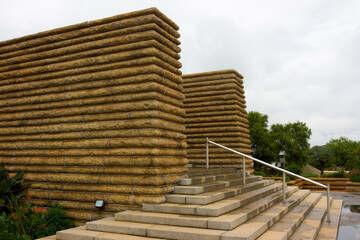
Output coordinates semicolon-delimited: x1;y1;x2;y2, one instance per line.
264;177;350;192
346;182;360;192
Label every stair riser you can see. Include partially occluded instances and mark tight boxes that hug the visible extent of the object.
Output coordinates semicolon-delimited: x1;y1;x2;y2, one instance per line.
174;176;261;195
196;185;283;217
188;168;236;177
143;184;284;216
166;177;263;204
116;188;298;231
222;191;312;240
208;188;299;230
181;172;246;186
184;179;270;205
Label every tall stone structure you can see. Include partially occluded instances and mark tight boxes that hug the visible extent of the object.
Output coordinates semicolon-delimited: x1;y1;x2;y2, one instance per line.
183;70;253;171
0;8;187;223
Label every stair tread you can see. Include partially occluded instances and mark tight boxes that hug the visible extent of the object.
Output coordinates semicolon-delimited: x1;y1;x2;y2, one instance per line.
257;192;322;240
208;186;299;230
117;187;297;230
221;190;312;240
86;217;156;237
290;196;332;240
174;176;258;195
180;171;247;185
143;183;283;216
166;179;271;204
171;176;262;197
147;224;226;240
57;226;159;240
187;168;236;177
195;183;283;216
315;199;343;240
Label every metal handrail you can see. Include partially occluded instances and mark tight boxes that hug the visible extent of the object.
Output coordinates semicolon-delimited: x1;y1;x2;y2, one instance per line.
205;138;331;222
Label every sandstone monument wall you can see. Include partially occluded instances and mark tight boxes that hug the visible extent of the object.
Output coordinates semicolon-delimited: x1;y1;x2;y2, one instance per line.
0;8;187;223
183;70;253;171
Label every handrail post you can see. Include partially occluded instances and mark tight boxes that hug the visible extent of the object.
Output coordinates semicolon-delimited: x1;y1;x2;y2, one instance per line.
243;156;246;185
206;137;209;169
282;172;286;202
327;183;331;222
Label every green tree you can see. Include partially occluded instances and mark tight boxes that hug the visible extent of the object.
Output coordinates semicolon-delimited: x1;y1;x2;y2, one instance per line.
308;145;334;175
326;137;359;168
270;121;312;167
346;145;360;170
247;111;276;163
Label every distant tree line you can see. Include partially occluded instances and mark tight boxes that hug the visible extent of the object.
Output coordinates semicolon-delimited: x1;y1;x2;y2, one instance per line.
308;137;360;174
247;111;360;175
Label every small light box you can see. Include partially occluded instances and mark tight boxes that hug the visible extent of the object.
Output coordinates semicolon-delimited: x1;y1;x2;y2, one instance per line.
95;200;105;209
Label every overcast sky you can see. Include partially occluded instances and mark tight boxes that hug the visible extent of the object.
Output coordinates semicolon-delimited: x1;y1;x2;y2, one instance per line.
0;0;359;146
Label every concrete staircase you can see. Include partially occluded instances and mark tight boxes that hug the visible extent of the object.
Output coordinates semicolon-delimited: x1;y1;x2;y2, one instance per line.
55;168;342;240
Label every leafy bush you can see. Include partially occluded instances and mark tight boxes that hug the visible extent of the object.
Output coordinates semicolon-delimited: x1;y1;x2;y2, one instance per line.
45;204;74;234
0;196;74;239
284;163;302;180
350;174;360;182
0;163;28;214
348;169;360;181
321;168;348;178
0;165;74;239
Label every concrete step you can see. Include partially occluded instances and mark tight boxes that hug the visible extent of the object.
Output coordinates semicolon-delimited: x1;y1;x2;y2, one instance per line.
116;187;298;230
315;199;343;240
180;171;249;186
257;192;322;240
207;187;299;230
114;191;310;240
56;225;160;240
221;189;312;240
166;178;271;205
187;167;237;177
143;183;283;216
289;196;332;240
86;217;226;240
173;175;261;195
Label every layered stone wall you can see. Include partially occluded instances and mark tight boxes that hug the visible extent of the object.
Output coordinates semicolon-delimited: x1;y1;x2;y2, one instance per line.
0;8;187;223
183;70;252;171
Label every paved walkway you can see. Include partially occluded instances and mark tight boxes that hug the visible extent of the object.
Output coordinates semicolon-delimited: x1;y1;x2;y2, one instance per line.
316;191;360;239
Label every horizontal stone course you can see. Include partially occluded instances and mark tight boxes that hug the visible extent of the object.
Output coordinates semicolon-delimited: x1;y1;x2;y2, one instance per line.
0;7;186;222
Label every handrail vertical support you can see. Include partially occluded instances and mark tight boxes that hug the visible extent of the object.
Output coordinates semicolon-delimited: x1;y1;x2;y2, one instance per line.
243;156;246;185
206;137;209;169
327;183;331;222
282;172;286;202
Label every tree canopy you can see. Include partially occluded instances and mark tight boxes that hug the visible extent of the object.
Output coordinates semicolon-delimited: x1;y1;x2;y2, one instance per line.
247;111;312;167
308;137;360;171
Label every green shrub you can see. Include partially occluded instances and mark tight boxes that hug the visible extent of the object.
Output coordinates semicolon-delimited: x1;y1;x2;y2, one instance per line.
0;166;74;239
285;163;302;180
0;196;74;239
45;204;74;234
321;168;348;178
0;163;28;214
350;174;360;182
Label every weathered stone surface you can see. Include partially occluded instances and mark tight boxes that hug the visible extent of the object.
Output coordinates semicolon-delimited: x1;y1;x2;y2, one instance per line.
183;70;252;170
0;8;186;222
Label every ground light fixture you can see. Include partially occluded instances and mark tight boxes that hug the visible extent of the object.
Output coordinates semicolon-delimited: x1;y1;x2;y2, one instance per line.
95;200;105;209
